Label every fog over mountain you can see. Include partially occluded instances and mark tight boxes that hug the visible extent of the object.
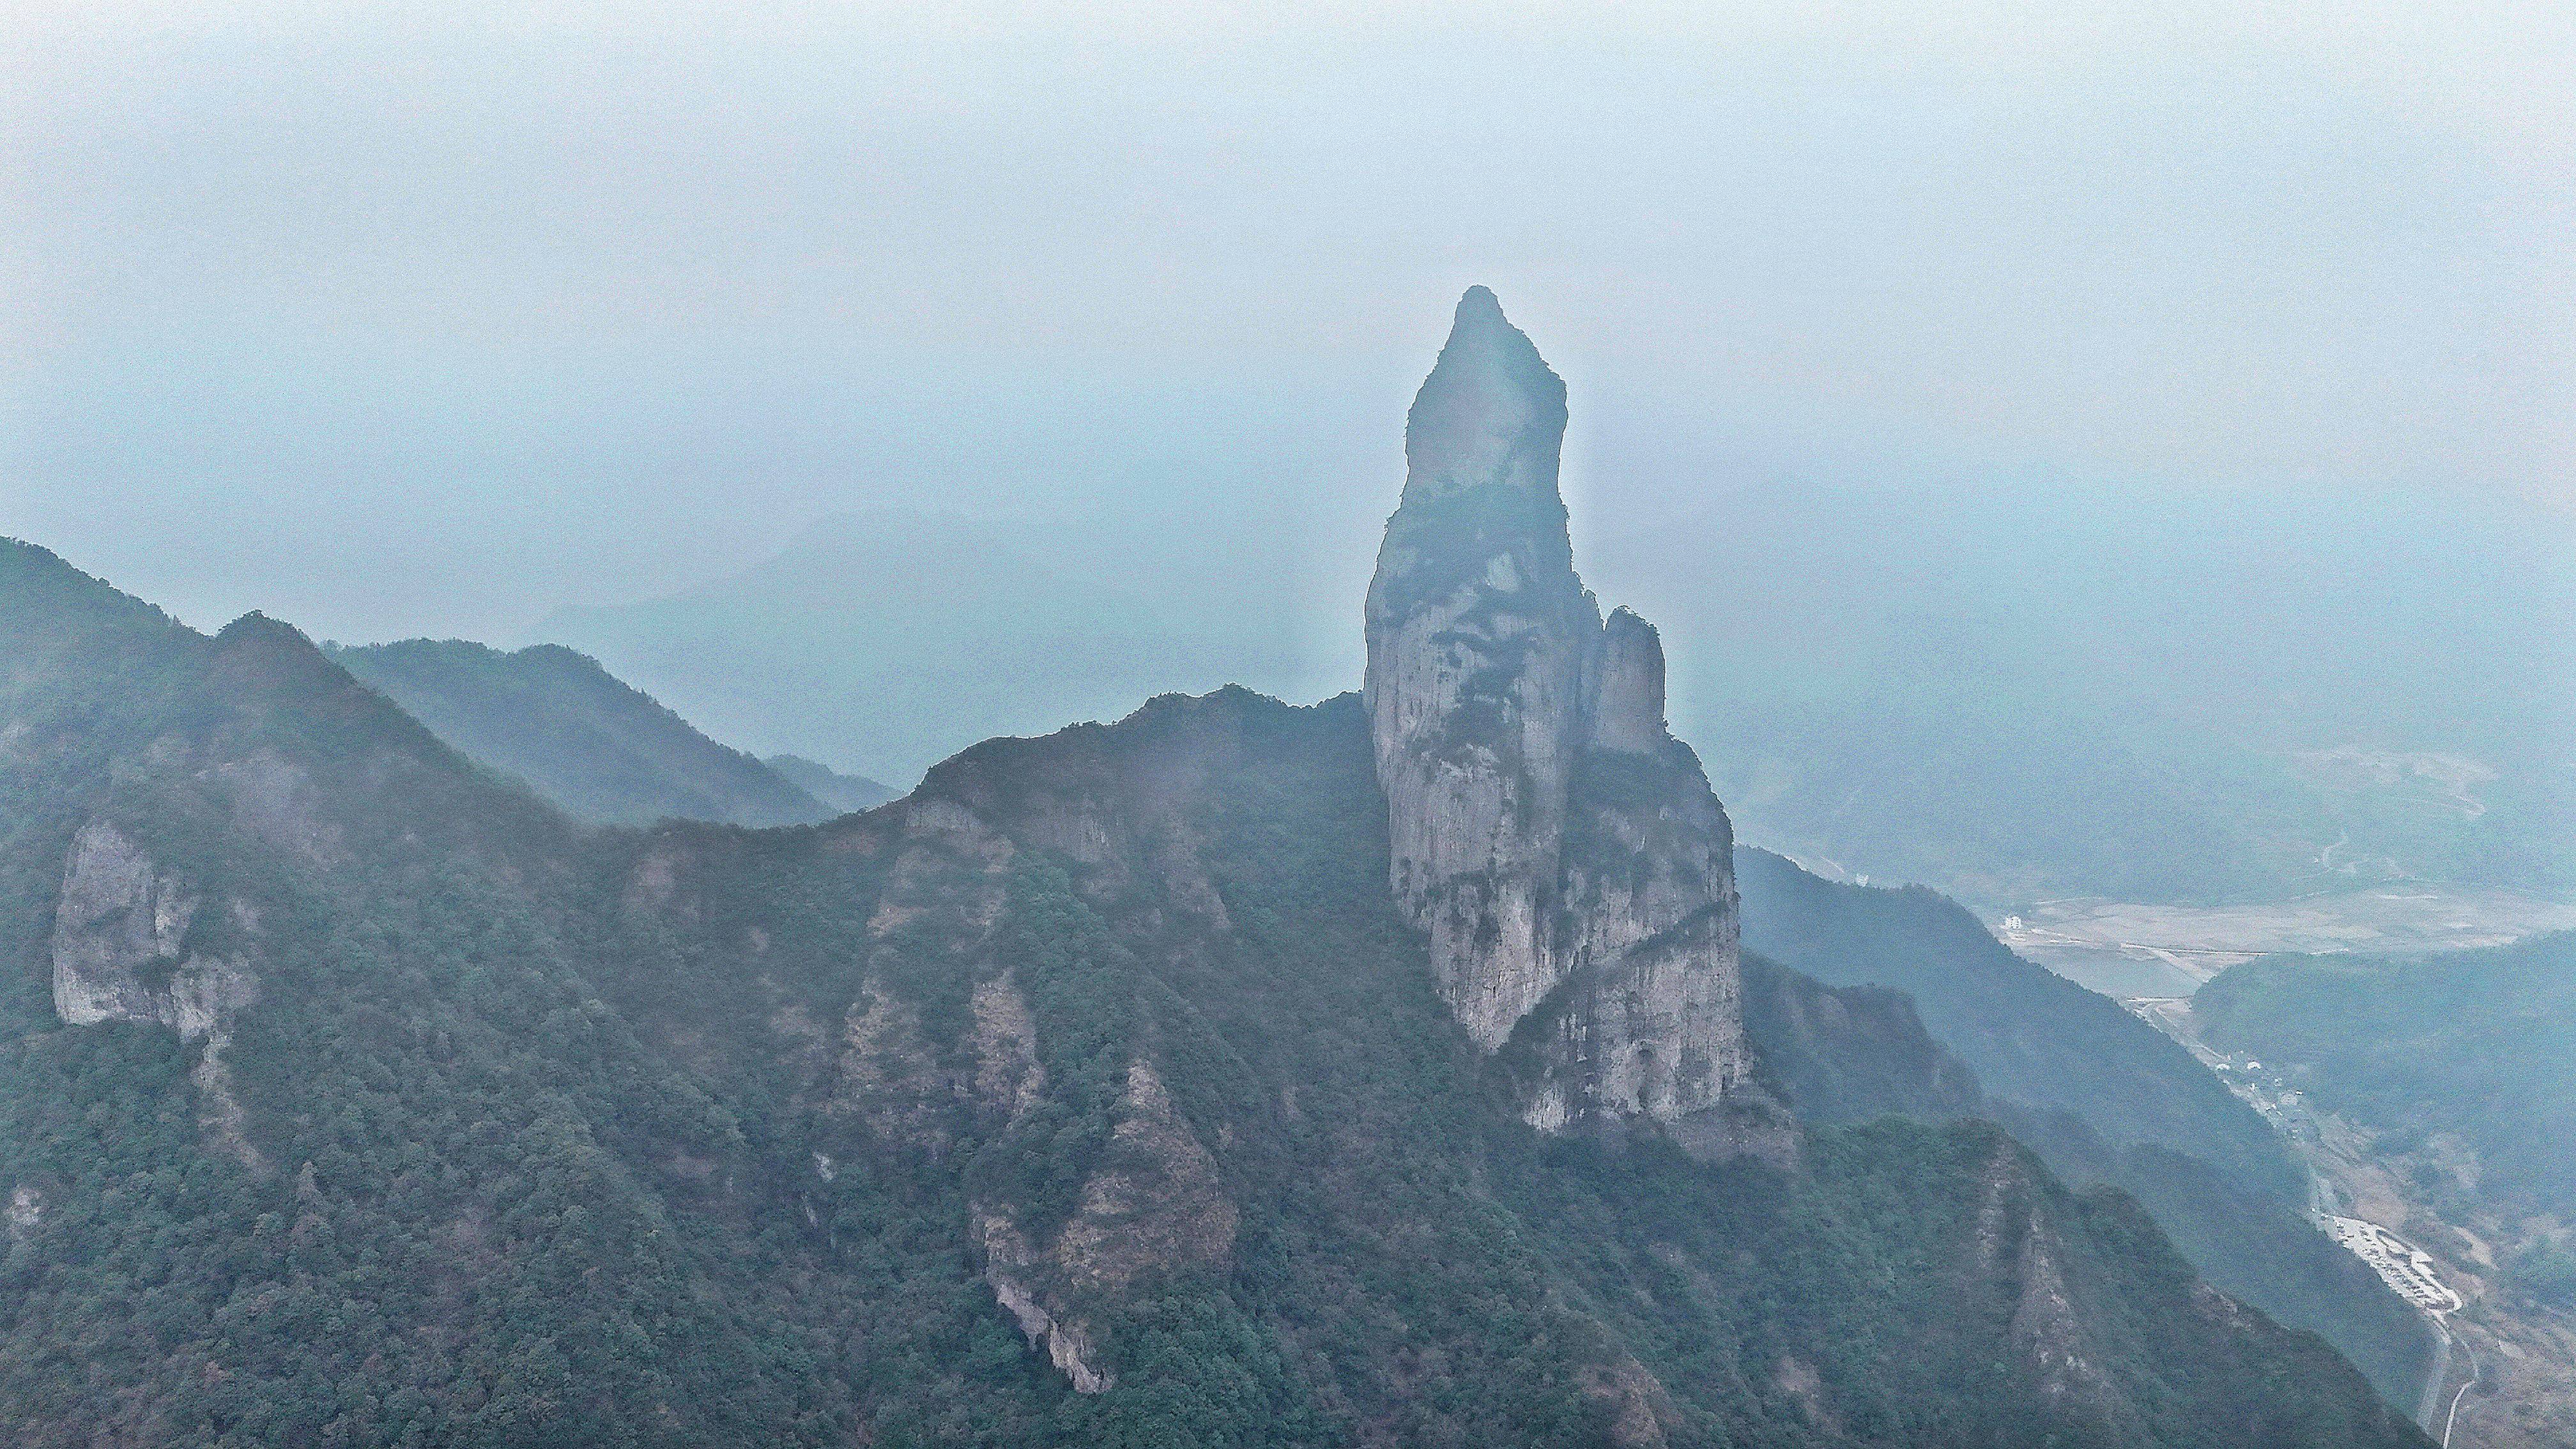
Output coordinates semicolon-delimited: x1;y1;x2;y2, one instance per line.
535;479;2572;910
8;2;2572;632
325;638;850;829
10;2;2569;914
8;5;2574;1445
0;291;2439;1441
4;5;2576;1433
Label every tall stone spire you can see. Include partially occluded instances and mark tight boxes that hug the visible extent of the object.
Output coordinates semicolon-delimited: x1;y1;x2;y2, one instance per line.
1363;288;1751;1153
1398;286;1569;507
1365;288;1601;1052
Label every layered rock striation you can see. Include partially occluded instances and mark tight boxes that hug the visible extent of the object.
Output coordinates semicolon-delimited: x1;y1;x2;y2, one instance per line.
723;694;1259;1395
1363;288;1749;1146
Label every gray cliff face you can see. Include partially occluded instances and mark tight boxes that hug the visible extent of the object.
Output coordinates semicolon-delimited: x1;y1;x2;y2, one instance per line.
52;818;266;1169
1363;289;1749;1144
1363;287;1600;1050
1588;608;1667;756
723;724;1245;1396
52;819;257;1041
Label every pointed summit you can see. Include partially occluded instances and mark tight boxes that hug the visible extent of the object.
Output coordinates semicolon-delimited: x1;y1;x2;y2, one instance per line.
1402;288;1569;506
1364;291;1752;1151
1590;608;1669;755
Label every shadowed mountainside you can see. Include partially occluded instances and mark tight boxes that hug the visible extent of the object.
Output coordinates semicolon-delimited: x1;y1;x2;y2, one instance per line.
1736;844;2435;1406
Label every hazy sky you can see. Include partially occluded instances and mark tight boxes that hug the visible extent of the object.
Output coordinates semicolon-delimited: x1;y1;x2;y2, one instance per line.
4;0;2572;647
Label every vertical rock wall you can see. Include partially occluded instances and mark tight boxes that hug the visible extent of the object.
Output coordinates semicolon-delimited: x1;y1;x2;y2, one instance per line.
1361;286;1600;1048
52;819;257;1041
1363;289;1749;1144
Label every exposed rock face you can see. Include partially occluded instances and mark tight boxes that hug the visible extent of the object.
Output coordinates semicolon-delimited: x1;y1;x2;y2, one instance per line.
779;741;1245;1395
1589;608;1667;756
52;820;257;1041
979;1057;1239;1394
1052;1059;1239;1299
1363;288;1595;1049
52;818;267;1170
5;1186;42;1241
1972;1138;2145;1439
1363;288;1749;1145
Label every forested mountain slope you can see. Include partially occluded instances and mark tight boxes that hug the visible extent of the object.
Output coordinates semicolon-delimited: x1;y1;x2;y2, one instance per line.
2196;931;2576;1443
0;537;2428;1447
1735;845;2435;1407
326;638;839;827
2199;931;2576;1229
1737;846;2290;1193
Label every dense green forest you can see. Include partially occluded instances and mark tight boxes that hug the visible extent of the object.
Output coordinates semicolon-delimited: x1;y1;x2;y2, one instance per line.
0;539;2427;1446
1736;846;2435;1406
2198;931;2576;1303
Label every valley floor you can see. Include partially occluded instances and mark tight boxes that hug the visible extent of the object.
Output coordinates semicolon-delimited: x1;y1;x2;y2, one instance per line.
2307;1118;2576;1449
1991;887;2576;999
2133;997;2576;1449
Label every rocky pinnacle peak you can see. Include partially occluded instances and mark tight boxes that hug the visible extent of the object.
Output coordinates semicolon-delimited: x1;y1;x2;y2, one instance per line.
1365;290;1745;1139
1402;288;1569;503
1445;286;1521;354
1591;608;1670;755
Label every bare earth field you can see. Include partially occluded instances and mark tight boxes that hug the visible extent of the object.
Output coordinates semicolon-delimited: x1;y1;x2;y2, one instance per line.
1994;888;2576;1000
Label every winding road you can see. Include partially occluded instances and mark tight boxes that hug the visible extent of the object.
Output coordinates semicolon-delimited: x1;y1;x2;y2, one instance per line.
2417;1325;2451;1429
2442;1341;2480;1448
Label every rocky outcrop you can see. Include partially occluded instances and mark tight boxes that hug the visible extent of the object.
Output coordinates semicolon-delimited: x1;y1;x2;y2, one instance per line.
980;1213;1110;1393
52;818;267;1170
1588;608;1667;756
979;1057;1239;1394
1363;288;1596;1050
52;820;257;1041
795;749;1245;1395
5;1186;42;1241
1364;288;1751;1146
1972;1138;2143;1439
1052;1059;1238;1297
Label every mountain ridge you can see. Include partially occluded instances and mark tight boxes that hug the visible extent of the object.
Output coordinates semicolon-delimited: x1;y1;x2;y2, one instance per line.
0;280;2436;1447
328;637;841;828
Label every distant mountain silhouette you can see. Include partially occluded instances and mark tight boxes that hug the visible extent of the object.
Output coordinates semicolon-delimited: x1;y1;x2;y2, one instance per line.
330;637;837;827
763;753;897;815
535;508;1325;786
